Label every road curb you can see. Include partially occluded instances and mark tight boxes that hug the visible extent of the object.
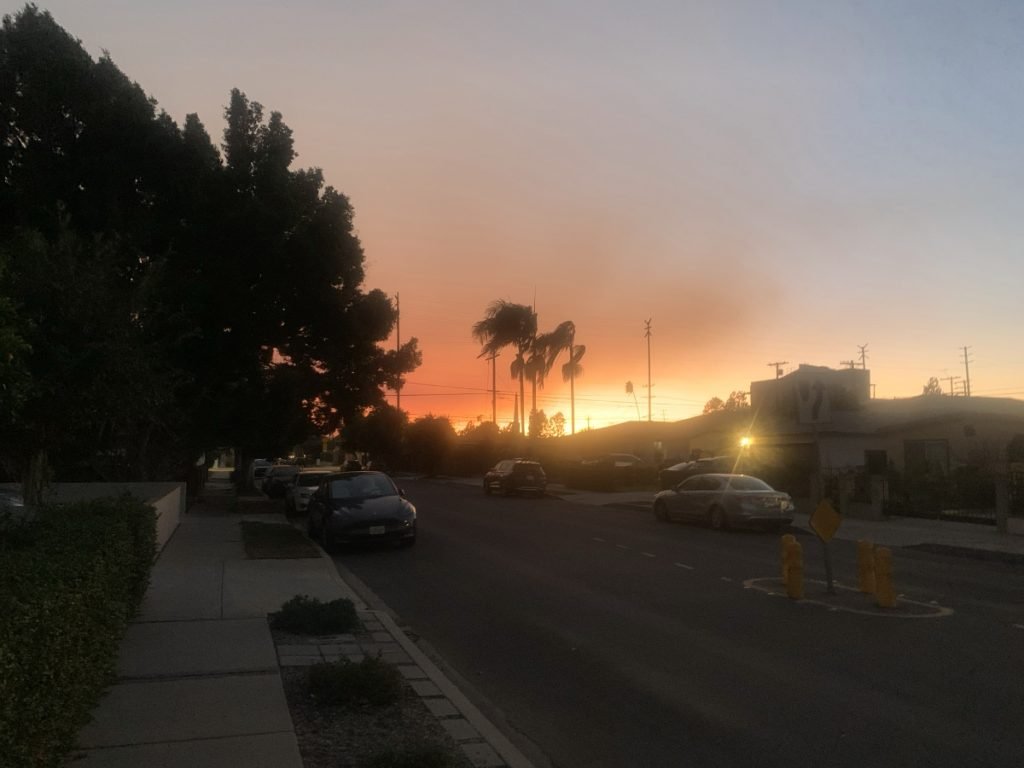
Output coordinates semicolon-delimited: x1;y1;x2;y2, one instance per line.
373;610;537;768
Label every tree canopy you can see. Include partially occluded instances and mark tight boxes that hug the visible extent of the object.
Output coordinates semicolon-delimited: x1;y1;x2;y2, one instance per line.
0;6;419;491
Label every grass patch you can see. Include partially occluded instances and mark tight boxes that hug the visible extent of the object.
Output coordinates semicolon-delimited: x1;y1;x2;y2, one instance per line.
270;594;360;634
308;656;403;707
240;520;320;558
365;742;458;768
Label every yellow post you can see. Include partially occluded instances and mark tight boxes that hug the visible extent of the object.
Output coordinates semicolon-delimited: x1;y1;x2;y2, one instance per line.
780;534;796;581
874;547;896;608
784;540;803;600
857;540;876;594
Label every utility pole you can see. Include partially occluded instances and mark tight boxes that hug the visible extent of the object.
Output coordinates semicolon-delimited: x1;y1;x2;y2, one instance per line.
943;374;961;396
870;383;876;399
486;352;499;423
395;293;401;411
962;346;972;397
857;343;869;370
767;361;788;379
644;319;653;423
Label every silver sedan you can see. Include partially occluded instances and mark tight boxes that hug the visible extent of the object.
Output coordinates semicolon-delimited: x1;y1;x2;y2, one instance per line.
653;473;795;531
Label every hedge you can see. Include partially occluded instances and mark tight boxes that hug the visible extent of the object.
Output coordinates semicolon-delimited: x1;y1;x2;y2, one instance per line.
0;495;157;768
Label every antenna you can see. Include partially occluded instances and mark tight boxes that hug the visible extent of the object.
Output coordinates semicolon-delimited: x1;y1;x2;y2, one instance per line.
840;360;857;370
857;343;869;369
644;319;653;423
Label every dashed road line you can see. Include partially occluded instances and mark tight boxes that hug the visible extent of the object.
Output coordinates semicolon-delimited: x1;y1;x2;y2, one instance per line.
642;552;656;558
616;544;631;550
593;537;606;542
674;563;694;570
1014;624;1024;631
720;577;734;582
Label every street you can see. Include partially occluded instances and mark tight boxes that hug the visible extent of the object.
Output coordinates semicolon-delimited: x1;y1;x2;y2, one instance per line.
331;479;1024;768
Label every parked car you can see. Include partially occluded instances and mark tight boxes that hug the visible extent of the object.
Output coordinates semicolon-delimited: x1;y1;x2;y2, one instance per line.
658;456;735;489
483;459;547;496
285;469;335;515
306;471;416;550
262;464;300;498
652;473;794;531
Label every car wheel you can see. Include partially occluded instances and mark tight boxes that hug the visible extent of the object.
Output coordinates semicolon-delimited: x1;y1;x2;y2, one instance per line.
400;535;416;548
709;505;727;531
306;512;317;538
484;482;491;495
654;501;668;522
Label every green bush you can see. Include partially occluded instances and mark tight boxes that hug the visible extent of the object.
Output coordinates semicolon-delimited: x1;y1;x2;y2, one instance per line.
270;594;359;634
308;655;403;707
0;495;157;768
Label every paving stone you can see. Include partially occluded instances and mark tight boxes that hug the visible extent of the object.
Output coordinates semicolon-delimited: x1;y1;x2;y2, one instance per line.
461;742;505;767
441;718;480;742
410;680;442;697
277;644;322;656
362;620;385;631
381;649;413;664
319;643;360;655
370;631;392;642
423;698;459;717
345;653;365;663
278;655;323;667
397;665;428;680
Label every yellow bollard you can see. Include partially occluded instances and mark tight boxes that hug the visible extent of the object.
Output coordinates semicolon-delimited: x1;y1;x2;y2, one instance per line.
874;547;896;608
780;534;796;580
784;540;804;600
857;540;876;594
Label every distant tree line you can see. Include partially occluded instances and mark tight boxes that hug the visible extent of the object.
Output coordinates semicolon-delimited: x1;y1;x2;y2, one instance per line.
0;6;420;499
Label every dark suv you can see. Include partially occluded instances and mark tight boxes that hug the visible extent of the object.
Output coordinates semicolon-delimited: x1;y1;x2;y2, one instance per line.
484;459;547;497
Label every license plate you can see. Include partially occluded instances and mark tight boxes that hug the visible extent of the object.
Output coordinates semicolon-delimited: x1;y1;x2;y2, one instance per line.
525;475;534;481
368;525;386;535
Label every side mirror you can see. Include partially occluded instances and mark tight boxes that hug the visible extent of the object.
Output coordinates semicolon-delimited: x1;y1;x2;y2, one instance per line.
398;487;406;497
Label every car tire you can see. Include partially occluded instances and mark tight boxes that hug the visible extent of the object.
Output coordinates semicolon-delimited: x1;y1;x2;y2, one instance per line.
400;536;416;548
306;512;317;538
654;501;668;522
484;482;491;495
709;505;727;531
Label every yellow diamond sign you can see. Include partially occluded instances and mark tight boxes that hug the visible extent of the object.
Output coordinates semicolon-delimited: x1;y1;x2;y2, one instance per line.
810;498;841;542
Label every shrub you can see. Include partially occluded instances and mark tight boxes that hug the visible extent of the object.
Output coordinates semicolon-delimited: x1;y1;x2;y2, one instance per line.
270;594;359;634
0;495;157;768
308;655;404;707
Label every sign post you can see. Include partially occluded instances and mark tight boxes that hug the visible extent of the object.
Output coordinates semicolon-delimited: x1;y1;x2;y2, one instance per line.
809;497;841;595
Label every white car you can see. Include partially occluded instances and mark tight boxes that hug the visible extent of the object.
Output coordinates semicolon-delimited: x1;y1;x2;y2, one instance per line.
286;469;335;514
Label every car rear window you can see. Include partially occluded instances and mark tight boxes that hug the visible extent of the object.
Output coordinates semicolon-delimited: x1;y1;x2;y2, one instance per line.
727;477;773;492
297;473;329;487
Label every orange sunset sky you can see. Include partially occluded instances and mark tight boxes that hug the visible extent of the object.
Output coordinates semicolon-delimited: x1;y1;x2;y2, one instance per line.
23;1;1024;430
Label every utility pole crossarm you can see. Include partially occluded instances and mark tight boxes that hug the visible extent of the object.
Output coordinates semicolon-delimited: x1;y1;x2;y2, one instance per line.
767;361;788;379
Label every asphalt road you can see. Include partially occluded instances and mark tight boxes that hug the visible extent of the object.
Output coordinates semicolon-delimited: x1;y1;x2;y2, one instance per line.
331;479;1024;768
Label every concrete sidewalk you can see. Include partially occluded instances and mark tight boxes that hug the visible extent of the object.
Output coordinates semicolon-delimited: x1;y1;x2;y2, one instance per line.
74;474;533;768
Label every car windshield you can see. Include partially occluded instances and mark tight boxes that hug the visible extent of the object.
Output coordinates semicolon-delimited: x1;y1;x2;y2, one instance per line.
726;476;774;492
330;474;397;499
297;473;329;487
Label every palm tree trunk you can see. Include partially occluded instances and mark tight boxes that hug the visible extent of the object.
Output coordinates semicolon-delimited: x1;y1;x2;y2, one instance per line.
519;371;526;435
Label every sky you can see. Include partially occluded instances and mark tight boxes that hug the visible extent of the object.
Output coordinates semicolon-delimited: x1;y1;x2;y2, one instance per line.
13;1;1024;430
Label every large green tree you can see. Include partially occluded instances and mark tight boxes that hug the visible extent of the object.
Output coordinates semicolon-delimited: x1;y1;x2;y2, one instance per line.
0;6;420;495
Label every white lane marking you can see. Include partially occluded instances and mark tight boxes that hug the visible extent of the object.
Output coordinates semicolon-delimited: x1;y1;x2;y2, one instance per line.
1014;624;1024;631
642;552;656;558
720;577;734;582
593;537;606;542
674;563;694;570
616;544;631;550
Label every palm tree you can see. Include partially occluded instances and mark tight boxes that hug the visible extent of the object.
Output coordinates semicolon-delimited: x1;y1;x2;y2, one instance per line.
539;321;585;435
472;301;537;433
